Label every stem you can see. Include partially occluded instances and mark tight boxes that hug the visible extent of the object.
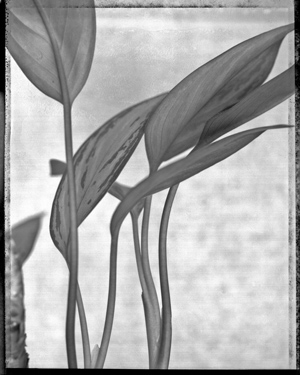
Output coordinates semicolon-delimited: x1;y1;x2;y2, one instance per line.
76;285;92;369
156;184;179;369
130;212;150;302
141;196;161;368
33;1;79;367
95;224;121;368
131;212;161;369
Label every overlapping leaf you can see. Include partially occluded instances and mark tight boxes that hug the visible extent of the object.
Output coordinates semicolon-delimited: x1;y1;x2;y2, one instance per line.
197;65;295;148
111;124;291;231
50;94;166;257
145;23;294;171
162;41;286;161
7;0;96;104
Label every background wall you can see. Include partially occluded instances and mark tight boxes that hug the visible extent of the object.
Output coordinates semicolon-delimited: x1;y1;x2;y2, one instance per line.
9;6;293;369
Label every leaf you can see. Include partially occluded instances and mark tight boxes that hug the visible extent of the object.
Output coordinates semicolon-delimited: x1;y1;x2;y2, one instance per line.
50;93;165;257
50;159;145;219
162;41;286;162
49;159;67;176
112;125;291;230
197;65;295;148
10;213;44;266
7;0;96;104
145;23;294;171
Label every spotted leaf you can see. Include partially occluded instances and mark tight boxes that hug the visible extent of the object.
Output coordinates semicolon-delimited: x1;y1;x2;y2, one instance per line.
50;93;166;257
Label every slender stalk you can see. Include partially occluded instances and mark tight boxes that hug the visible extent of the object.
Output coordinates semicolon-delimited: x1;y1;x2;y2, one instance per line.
95;224;121;368
33;1;79;367
156;184;179;369
131;212;161;369
141;196;161;368
130;212;150;302
76;285;92;369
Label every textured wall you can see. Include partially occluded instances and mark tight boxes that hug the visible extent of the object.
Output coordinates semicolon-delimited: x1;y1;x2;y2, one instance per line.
9;7;293;369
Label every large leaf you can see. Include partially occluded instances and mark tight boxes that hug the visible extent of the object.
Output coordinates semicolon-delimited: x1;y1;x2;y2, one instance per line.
145;23;294;171
7;0;96;104
197;65;295;148
10;213;44;266
50;94;165;257
163;41;285;161
112;125;291;230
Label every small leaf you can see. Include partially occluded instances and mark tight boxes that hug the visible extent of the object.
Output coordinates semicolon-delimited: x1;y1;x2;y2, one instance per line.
162;41;285;161
145;23;294;171
197;65;295;148
10;213;44;266
49;159;67;176
91;345;100;368
50;93;165;257
112;125;291;230
7;0;96;104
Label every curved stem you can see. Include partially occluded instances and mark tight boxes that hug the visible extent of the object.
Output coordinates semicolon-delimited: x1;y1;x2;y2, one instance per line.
131;212;161;368
141;195;161;368
156;184;179;369
34;1;78;368
95;224;121;368
76;285;92;369
130;212;150;302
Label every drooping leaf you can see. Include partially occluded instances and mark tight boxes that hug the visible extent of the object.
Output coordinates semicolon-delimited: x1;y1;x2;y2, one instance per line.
145;23;294;171
10;213;44;266
7;0;96;104
162;41;286;161
50;93;165;257
112;125;291;231
197;65;295;148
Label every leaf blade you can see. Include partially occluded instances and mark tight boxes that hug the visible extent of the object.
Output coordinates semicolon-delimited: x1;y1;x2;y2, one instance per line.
50;93;166;256
197;65;295;148
7;0;96;104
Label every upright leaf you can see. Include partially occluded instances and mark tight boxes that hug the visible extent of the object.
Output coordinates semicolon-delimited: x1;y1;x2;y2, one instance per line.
162;41;286;161
112;125;291;230
145;23;294;171
7;0;96;104
50;94;165;257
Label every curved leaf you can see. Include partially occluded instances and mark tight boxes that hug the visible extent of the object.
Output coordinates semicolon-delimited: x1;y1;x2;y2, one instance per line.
112;125;291;231
162;41;285;161
7;0;96;104
145;23;294;171
10;213;44;266
50;93;165;257
197;65;295;148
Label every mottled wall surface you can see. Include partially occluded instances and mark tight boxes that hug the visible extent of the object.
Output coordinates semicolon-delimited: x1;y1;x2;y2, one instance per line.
9;7;292;369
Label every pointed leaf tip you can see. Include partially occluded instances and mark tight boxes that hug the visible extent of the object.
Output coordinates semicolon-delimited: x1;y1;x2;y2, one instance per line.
145;23;294;171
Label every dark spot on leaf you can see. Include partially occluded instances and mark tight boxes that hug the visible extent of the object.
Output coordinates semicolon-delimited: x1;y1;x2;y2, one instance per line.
87;199;92;205
81;169;88;189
